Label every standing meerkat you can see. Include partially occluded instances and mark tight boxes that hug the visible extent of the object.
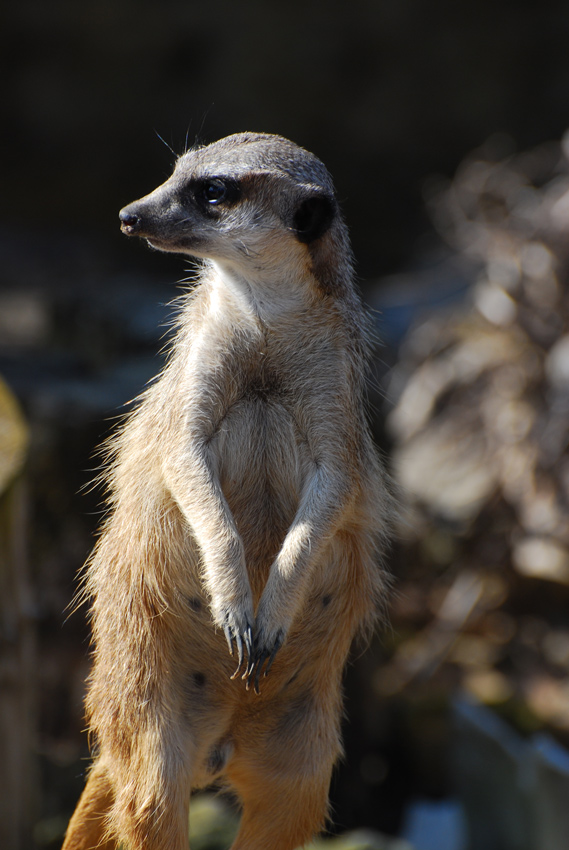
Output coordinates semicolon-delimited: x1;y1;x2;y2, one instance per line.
62;132;392;850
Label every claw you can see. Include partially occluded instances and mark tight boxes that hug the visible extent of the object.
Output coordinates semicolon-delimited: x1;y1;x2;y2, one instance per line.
236;632;243;669
253;651;270;694
223;623;233;656
244;625;253;660
264;638;281;677
245;647;271;694
230;633;244;679
244;650;257;691
242;631;256;681
242;654;254;681
226;618;254;680
243;632;284;693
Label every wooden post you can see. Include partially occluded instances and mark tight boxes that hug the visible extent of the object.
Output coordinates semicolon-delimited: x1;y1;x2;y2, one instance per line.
0;376;35;850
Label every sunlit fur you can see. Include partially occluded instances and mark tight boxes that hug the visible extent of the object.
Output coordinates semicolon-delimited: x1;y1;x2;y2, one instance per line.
62;133;392;850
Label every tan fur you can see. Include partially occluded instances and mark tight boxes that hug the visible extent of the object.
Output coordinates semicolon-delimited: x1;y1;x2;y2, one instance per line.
62;133;392;850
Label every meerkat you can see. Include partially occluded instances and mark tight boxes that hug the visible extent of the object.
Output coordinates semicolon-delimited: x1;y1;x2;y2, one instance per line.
62;132;392;850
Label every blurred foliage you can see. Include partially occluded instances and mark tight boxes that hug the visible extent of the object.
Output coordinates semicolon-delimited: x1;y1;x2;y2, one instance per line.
187;794;412;850
386;133;569;737
188;794;238;850
0;376;28;493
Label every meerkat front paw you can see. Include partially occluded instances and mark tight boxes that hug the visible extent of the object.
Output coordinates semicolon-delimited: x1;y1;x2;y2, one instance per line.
245;625;285;695
220;607;254;679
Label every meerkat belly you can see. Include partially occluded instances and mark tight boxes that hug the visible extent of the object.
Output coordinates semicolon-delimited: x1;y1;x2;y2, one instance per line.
210;394;311;589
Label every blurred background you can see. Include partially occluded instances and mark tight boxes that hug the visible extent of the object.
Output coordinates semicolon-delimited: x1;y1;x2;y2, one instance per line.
2;2;569;849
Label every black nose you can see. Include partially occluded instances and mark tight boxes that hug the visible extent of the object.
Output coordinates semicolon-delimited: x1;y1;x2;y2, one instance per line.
119;208;141;234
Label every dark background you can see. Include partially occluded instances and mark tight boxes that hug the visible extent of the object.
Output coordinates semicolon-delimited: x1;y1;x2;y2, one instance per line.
5;0;569;278
2;1;569;846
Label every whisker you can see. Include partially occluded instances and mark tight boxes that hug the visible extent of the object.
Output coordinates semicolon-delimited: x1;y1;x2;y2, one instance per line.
184;120;193;154
154;129;177;160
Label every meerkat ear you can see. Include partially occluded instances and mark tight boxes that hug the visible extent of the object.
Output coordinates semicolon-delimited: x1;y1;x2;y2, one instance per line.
292;193;336;244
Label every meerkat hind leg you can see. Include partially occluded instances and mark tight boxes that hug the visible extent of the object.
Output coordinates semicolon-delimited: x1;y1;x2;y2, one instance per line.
229;767;331;850
227;692;340;850
61;760;116;850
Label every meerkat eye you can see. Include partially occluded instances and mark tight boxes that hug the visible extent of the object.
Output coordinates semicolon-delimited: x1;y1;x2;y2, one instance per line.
201;179;228;205
192;177;241;211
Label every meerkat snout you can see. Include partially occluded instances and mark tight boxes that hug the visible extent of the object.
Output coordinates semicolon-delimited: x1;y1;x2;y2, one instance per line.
119;208;142;235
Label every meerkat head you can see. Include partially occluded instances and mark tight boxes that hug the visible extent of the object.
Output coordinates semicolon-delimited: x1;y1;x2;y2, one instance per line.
119;133;343;276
